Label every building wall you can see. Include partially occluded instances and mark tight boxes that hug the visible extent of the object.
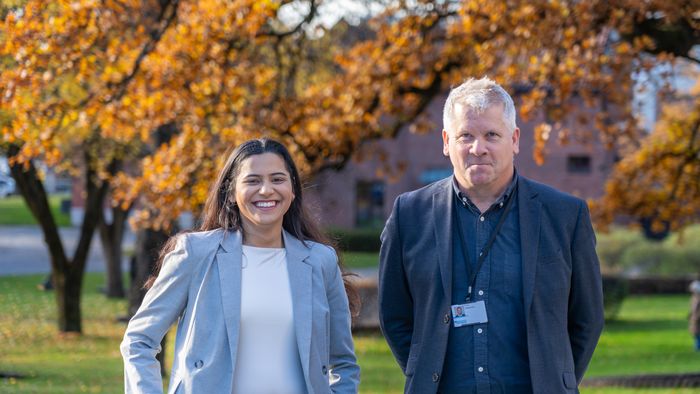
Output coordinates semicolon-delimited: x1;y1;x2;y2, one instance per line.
306;95;617;229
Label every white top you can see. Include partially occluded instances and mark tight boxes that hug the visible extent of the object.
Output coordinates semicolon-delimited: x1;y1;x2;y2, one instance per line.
232;245;306;394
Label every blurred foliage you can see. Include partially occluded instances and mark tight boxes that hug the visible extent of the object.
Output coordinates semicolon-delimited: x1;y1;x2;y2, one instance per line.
597;225;700;275
2;0;700;333
602;275;629;322
329;226;383;253
1;0;699;231
593;97;700;235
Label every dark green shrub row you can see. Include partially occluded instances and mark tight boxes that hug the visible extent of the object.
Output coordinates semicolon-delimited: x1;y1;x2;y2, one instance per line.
596;225;700;276
327;227;383;253
602;275;628;322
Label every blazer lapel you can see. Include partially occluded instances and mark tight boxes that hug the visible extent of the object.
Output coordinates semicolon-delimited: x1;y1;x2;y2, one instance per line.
216;230;243;377
518;178;541;321
434;179;454;301
283;230;312;389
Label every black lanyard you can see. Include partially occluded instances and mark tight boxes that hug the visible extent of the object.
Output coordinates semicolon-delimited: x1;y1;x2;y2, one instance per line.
454;184;517;302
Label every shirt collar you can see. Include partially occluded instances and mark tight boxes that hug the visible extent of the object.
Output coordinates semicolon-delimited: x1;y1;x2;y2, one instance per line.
452;168;519;210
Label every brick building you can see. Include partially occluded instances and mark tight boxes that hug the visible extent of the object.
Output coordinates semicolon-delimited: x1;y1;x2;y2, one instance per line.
67;94;616;230
306;94;617;229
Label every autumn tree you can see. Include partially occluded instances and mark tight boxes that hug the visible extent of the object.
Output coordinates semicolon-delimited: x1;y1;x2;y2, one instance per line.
1;0;379;333
121;0;700;234
594;91;700;235
3;0;700;333
1;0;180;332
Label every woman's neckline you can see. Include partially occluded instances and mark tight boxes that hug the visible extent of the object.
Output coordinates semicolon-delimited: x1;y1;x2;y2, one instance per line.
242;244;285;251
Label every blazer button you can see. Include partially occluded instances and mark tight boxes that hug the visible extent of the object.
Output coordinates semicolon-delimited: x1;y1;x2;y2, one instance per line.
194;360;203;369
432;372;440;382
321;365;328;375
443;313;450;324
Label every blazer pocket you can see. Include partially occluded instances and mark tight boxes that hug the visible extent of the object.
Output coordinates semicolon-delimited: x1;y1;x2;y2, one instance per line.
539;249;564;265
562;372;577;390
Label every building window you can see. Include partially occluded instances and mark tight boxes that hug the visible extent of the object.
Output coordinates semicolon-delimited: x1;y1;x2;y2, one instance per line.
355;181;384;227
420;168;453;185
567;155;592;174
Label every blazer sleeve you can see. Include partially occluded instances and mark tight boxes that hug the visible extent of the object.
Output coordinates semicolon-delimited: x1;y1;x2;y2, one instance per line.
324;249;361;393
378;196;414;373
121;234;193;394
568;201;605;383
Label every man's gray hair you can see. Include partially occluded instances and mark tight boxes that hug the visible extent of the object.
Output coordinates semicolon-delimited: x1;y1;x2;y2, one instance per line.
443;77;517;134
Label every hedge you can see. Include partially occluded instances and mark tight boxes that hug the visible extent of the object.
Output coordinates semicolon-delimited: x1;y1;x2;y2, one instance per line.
597;225;700;276
602;275;629;321
327;227;383;253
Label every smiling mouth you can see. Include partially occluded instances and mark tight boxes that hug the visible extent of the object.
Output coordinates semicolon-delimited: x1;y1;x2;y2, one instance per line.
254;201;277;208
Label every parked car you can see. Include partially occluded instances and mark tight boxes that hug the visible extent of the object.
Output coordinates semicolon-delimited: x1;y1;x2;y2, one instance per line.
0;175;16;198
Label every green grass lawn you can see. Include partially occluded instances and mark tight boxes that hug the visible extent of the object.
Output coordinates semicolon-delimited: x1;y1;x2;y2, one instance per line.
0;274;127;393
0;194;71;227
587;295;699;377
343;252;380;269
1;273;699;393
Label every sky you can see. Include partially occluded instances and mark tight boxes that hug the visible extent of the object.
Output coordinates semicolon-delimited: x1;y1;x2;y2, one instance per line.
633;56;700;131
278;0;385;30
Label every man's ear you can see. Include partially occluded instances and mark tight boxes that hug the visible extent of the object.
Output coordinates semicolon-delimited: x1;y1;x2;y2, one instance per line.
512;127;520;155
442;129;450;157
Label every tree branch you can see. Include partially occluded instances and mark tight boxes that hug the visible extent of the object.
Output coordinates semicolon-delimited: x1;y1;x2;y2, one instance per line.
105;0;180;103
257;0;318;39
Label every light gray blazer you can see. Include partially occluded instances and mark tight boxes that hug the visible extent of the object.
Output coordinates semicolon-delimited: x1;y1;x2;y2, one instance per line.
121;228;359;394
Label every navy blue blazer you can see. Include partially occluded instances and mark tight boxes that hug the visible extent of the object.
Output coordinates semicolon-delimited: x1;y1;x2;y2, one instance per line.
378;176;604;393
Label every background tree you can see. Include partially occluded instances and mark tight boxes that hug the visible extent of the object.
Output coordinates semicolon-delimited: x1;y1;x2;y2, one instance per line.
120;0;700;234
3;0;699;334
594;93;700;235
1;0;179;332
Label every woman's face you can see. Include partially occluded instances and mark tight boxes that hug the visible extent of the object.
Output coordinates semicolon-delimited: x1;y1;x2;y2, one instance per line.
234;152;295;234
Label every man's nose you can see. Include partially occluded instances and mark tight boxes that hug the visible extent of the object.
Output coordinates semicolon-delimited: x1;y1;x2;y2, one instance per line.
469;138;487;155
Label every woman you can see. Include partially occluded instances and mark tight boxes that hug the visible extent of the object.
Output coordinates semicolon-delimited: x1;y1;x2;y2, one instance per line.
121;138;360;393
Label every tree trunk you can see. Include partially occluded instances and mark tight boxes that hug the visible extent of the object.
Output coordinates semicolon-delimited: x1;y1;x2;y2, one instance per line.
128;227;170;316
54;265;85;332
128;227;171;374
8;144;110;333
99;205;131;298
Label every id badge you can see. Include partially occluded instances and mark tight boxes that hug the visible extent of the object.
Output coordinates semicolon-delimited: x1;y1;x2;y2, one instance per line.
451;301;488;328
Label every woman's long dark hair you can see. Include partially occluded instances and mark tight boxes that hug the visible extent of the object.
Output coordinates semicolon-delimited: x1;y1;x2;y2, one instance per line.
145;138;359;315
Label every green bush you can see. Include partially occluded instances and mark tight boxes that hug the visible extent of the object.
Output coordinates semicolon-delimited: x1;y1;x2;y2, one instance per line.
596;225;700;276
619;245;700;275
596;227;646;273
602;275;628;321
327;227;383;253
618;242;668;273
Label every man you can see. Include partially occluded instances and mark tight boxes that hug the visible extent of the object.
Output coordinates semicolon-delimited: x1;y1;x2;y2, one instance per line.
378;77;604;393
454;306;464;317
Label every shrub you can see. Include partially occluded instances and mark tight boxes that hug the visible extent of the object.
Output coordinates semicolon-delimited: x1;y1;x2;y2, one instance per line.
619;242;668;273
617;237;700;276
596;224;700;276
602;275;628;321
596;227;646;273
327;227;383;253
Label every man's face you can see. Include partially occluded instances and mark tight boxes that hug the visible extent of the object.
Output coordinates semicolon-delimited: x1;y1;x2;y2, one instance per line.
442;103;519;194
